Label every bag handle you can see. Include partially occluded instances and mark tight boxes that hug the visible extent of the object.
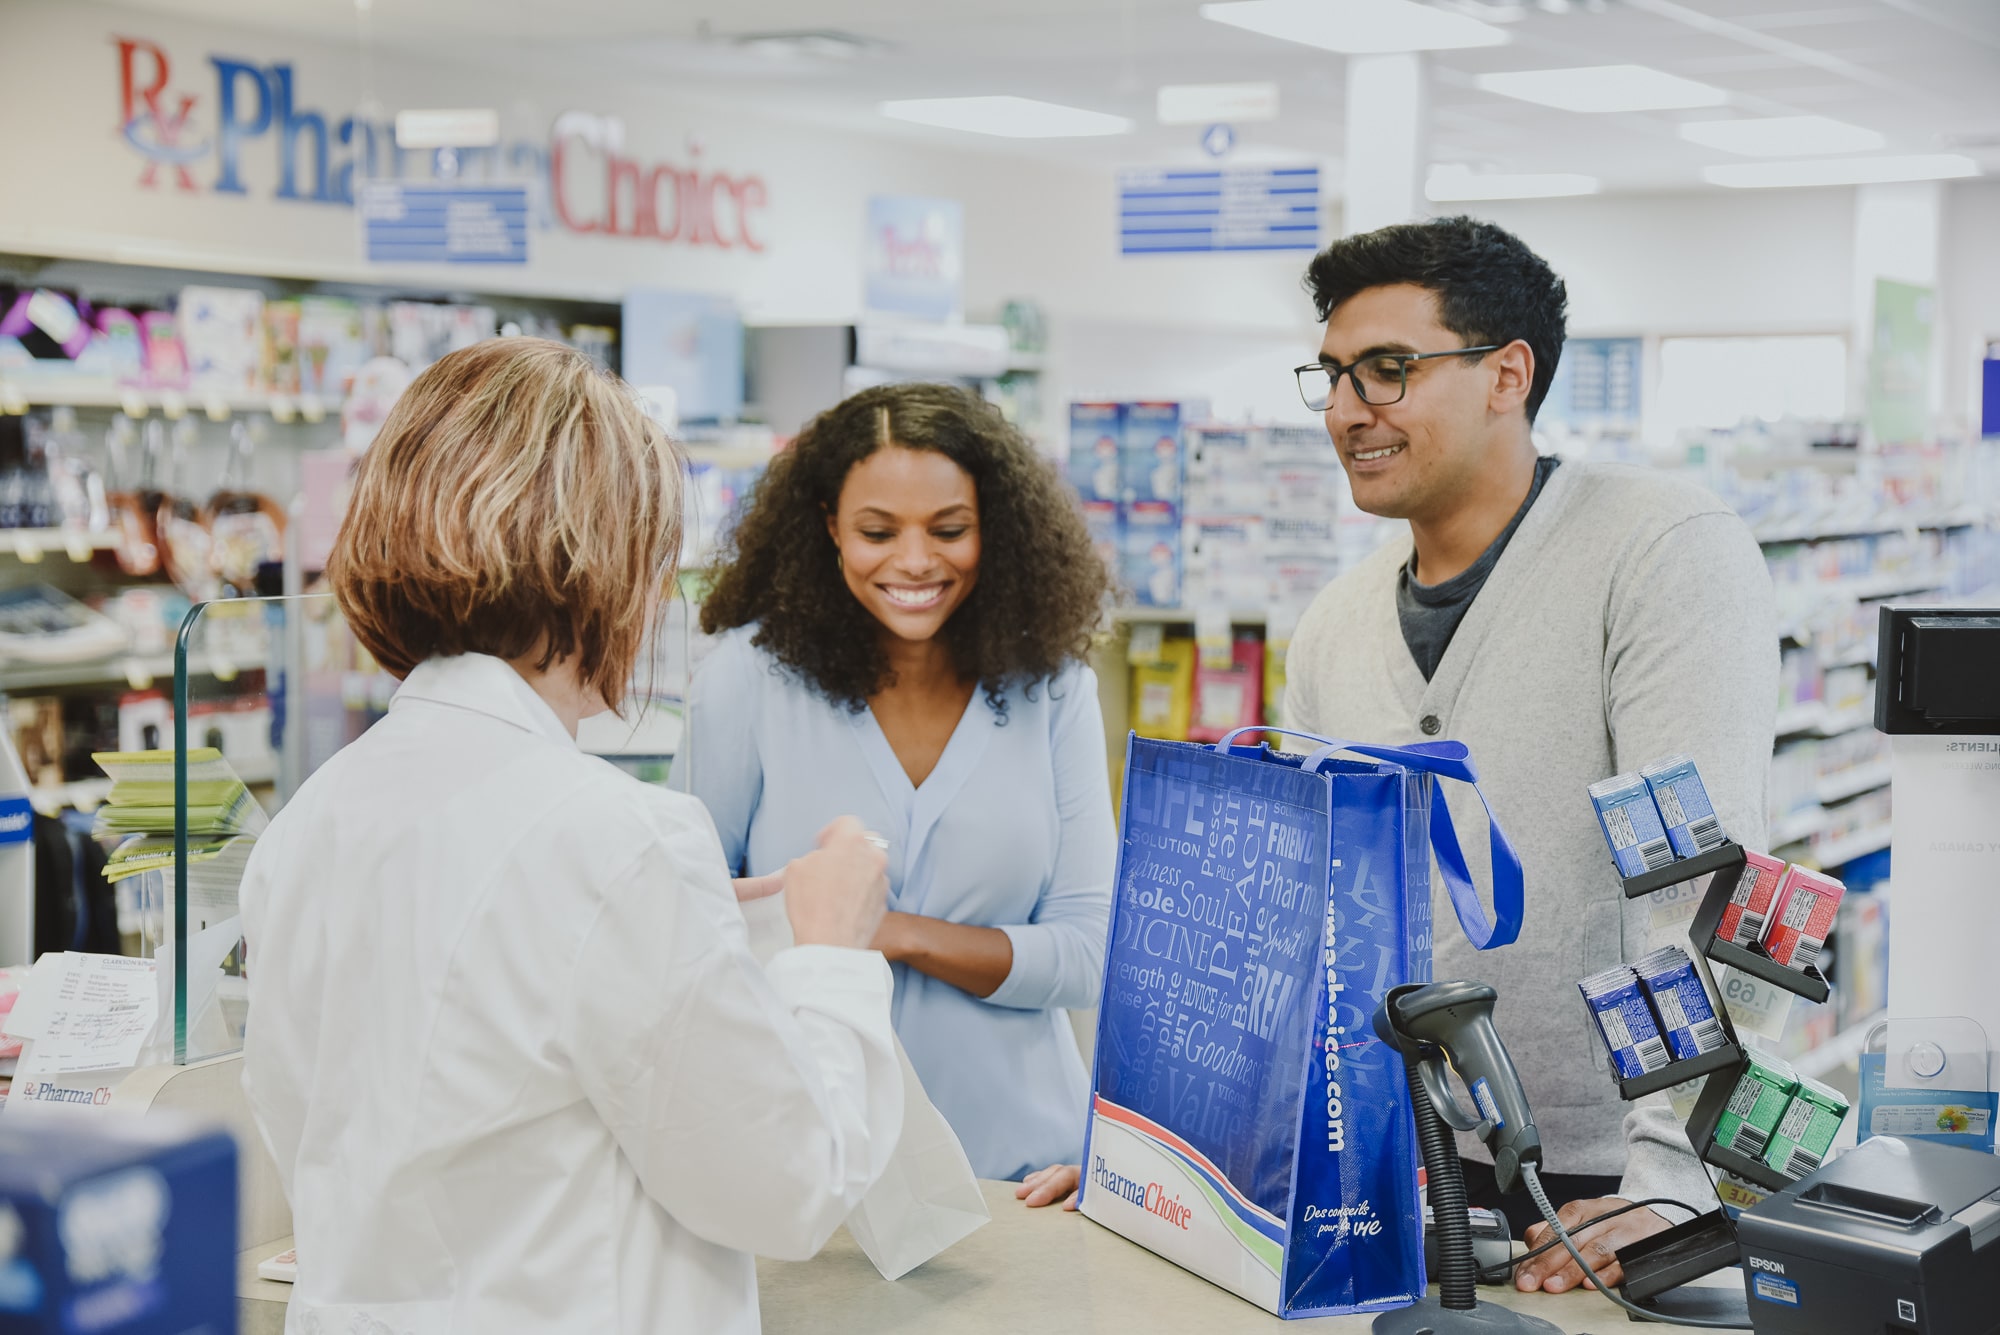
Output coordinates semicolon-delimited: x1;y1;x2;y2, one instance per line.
1211;726;1524;950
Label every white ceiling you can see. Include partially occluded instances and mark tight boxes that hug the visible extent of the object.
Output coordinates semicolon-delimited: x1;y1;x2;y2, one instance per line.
107;0;2000;193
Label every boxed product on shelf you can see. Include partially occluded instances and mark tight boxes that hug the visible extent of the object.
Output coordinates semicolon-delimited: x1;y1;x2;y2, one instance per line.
1579;964;1670;1079
262;298;302;396
1762;865;1844;970
1121;501;1180;607
1588;772;1673;877
1719;849;1787;946
298;296;367;400
140;310;186;387
1762;1074;1848;1180
178;285;265;393
1183;515;1265;609
1835;888;1888;1027
1712;1048;1799;1162
1187;637;1263;743
1081;500;1121;580
1263;633;1290;730
1183;425;1264;514
1121;401;1188;505
1640;754;1727;857
1129;637;1194;741
1067;402;1124;503
1632;945;1726;1060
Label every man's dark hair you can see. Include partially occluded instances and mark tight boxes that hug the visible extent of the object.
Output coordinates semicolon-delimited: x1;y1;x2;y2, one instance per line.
1303;215;1568;422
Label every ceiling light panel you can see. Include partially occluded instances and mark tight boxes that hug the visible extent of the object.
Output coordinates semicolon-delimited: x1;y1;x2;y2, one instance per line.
1156;82;1280;125
1199;0;1510;55
1426;165;1599;200
1703;154;1979;189
1678;116;1885;158
1476;65;1726;113
878;96;1133;139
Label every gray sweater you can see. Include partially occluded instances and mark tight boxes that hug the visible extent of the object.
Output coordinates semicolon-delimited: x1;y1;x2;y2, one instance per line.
1287;458;1779;1211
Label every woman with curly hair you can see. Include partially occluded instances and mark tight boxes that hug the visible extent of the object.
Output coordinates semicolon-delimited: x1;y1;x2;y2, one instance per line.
677;381;1115;1181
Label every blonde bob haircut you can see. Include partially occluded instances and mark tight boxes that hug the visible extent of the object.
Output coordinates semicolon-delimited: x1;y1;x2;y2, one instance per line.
328;337;681;709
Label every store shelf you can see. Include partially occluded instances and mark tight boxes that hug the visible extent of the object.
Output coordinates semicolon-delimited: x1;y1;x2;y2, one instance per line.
1816;706;1875;740
1791;1011;1887;1081
1814;823;1892;868
1774;702;1825;738
0;653;251;692
1774;701;1870;740
1768;807;1828;848
683;442;781;470
0;380;342;423
1754;513;1982;545
1817;764;1892;806
1109;606;1269;626
0;529;122;561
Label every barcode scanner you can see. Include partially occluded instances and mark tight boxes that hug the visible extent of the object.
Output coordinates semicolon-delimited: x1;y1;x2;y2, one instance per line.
1379;981;1543;1192
1371;981;1561;1335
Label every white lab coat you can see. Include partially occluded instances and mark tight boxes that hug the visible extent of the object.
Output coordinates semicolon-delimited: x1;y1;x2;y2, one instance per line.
240;653;903;1334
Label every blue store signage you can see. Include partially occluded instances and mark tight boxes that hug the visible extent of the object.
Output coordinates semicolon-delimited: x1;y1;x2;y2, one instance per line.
1118;165;1321;255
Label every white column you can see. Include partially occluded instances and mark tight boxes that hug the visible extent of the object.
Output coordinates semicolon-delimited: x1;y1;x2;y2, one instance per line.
1342;53;1427;238
1849;181;1944;425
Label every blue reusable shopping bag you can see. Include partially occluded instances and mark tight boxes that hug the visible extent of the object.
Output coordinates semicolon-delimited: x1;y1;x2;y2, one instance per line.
1077;728;1523;1319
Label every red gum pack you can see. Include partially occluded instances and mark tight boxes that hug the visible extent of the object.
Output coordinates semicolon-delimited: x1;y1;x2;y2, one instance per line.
1721;850;1788;947
1762;866;1845;970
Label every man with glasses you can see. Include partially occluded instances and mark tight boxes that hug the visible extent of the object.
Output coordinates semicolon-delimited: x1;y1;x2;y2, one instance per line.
1283;217;1778;1295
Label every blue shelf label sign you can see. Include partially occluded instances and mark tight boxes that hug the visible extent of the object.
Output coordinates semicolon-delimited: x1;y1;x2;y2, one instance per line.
1118;165;1320;255
361;182;530;264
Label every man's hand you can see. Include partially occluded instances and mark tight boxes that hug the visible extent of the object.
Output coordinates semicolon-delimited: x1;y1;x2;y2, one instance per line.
1016;1164;1080;1210
1516;1198;1671;1293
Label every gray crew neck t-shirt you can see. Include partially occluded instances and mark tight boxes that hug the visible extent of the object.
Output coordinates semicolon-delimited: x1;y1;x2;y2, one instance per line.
1397;454;1562;681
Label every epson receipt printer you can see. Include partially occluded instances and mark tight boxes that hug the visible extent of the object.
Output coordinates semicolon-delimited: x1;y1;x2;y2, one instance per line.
1734;1135;2000;1334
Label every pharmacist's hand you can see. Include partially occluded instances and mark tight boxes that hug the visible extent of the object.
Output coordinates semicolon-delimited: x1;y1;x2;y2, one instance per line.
1517;1198;1670;1294
731;871;786;902
782;817;889;951
1016;1164;1080;1211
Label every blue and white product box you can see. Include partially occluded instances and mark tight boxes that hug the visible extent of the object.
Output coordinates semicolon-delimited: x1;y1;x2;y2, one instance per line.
1632;946;1725;1060
1587;773;1673;877
0;1114;237;1333
1579;965;1670;1079
1122;401;1188;505
1068;402;1126;503
1185;516;1267;609
1183;426;1266;514
1122;501;1182;607
1082;500;1123;577
1638;754;1726;858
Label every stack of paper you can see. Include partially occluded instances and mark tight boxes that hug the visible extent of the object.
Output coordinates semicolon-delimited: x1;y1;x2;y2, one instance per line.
3;951;163;1110
91;748;270;841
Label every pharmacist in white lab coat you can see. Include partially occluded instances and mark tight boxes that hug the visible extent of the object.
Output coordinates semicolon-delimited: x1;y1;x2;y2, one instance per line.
240;339;904;1335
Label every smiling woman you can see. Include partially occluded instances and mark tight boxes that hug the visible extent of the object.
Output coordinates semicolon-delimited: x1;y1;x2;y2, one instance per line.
679;382;1119;1181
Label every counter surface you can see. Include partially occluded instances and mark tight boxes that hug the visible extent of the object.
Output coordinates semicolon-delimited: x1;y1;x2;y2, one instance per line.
758;1181;1733;1334
240;1181;1738;1333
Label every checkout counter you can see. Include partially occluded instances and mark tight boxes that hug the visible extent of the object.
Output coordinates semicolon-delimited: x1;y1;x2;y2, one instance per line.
235;1181;1732;1335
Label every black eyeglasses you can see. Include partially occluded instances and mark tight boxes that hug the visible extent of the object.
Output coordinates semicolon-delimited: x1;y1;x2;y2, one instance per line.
1293;345;1502;411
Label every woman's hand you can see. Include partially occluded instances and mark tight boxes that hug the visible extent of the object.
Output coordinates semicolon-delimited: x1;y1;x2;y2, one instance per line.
731;871;786;902
1516;1198;1671;1293
1016;1164;1080;1210
783;817;889;951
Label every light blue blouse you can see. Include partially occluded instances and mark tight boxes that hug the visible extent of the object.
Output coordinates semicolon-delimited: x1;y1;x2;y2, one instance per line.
672;627;1116;1180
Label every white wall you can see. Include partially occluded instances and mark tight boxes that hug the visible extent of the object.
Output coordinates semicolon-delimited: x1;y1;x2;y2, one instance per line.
1942;180;2000;431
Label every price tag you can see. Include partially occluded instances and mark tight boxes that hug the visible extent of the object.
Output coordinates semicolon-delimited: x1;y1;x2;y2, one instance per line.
1195;603;1233;670
298;393;326;423
159;390;188;420
269;395;296;424
1668;1076;1706;1122
119;391;149;419
1716;966;1794;1041
1645;871;1713;941
203;393;231;422
124;659;155;691
0;383;26;416
63;533;93;563
1126;621;1165;665
10;533;42;563
1714;1175;1768;1215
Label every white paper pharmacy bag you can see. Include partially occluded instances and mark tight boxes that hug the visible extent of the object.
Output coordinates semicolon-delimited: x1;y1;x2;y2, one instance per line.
739;895;990;1279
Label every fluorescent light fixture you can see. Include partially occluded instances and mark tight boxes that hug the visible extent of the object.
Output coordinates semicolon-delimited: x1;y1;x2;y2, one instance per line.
1157;81;1280;125
1476;64;1726;113
878;96;1132;139
1704;154;1979;189
394;108;499;149
1678;116;1884;157
1426;164;1599;200
1199;0;1509;54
